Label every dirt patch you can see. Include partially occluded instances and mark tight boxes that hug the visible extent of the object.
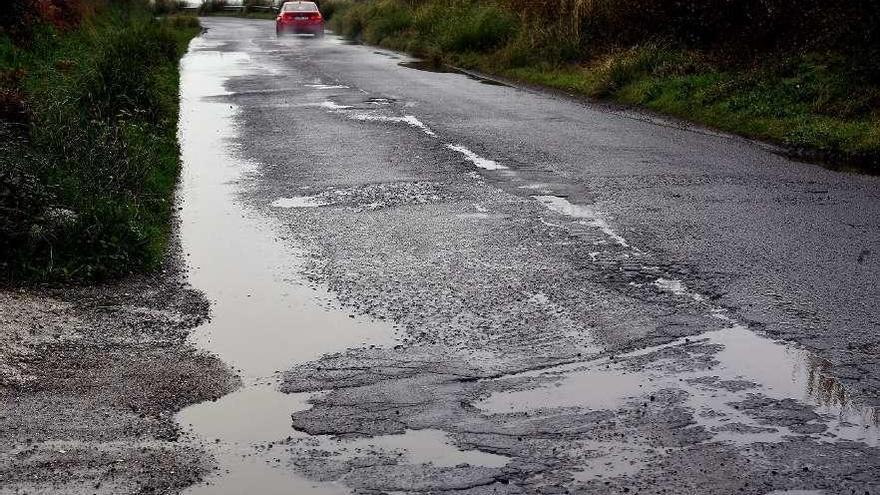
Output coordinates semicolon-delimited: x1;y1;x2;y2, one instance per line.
0;241;238;493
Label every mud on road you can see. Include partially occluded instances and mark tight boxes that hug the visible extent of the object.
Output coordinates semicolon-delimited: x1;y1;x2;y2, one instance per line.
0;242;238;494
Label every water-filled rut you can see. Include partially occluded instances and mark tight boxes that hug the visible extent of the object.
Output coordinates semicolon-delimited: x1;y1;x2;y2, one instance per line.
174;36;395;495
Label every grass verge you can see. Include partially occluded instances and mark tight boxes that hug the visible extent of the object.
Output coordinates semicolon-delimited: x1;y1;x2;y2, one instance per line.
324;0;880;174
0;3;200;283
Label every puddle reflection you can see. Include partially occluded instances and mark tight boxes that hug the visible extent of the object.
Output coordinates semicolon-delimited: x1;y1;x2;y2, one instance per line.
477;325;878;446
176;31;396;495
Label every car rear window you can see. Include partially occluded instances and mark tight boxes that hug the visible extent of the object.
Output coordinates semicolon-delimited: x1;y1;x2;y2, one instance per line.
282;2;318;12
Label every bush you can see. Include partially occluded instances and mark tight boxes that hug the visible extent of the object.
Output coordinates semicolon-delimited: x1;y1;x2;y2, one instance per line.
1;0;90;41
363;1;412;44
198;0;228;14
0;1;200;282
0;133;53;277
152;0;185;15
320;0;343;21
508;0;880;77
432;2;516;52
587;46;702;97
328;0;516;54
166;14;200;29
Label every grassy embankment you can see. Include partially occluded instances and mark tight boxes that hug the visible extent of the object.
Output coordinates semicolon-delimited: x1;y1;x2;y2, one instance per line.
323;0;880;174
0;1;200;283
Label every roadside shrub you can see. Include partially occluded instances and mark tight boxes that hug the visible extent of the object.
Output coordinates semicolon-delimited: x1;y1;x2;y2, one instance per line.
587;46;702;97
1;0;91;42
320;0;344;21
328;0;409;43
1;2;200;282
165;13;200;29
0;136;53;277
502;0;880;72
362;1;413;45
0;65;29;124
0;0;43;41
433;2;516;52
329;0;880;73
152;0;184;15
329;0;516;54
331;1;365;38
0;87;28;123
42;0;90;31
199;0;228;14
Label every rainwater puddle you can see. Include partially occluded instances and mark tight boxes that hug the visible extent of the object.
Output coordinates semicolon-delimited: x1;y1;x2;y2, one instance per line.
477;325;879;446
706;326;879;443
335;429;510;468
179;386;317;445
176;36;396;495
479;366;647;413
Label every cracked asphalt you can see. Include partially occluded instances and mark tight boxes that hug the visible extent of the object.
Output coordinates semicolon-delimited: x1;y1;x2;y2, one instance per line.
188;17;880;495
4;16;879;495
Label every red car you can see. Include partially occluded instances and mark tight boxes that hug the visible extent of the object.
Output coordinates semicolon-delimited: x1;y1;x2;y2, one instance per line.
276;1;324;37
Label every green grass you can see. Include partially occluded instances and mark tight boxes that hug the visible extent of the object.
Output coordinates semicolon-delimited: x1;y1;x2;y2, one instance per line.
503;49;880;170
0;5;200;283
324;0;880;174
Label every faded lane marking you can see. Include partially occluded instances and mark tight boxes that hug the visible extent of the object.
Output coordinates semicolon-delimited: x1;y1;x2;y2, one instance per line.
348;112;437;137
317;99;437;137
445;144;507;170
532;195;629;247
318;101;353;110
306;84;350;89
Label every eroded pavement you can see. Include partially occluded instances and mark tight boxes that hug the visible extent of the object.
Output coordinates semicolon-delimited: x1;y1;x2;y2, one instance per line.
5;16;878;495
166;18;880;495
0;249;238;494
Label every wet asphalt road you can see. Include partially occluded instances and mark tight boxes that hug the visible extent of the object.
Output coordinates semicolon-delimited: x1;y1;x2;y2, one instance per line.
179;18;880;495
